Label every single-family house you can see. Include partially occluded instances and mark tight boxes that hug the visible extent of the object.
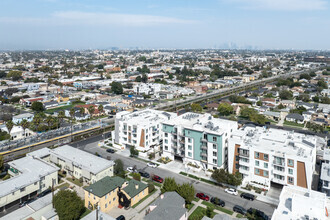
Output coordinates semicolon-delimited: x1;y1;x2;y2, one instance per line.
285;113;305;124
12;113;34;124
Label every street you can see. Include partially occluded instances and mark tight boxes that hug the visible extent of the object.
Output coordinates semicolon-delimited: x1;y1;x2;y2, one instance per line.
71;133;277;217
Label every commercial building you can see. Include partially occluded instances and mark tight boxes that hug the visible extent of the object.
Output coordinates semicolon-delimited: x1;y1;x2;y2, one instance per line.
84;176;148;212
28;145;114;184
0;155;59;212
228;125;317;190
114;109;177;151
320;149;330;196
162;113;237;170
272;185;330;220
144;192;187;220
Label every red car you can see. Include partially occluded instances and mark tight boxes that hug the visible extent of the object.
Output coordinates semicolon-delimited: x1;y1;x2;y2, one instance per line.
196;193;210;201
152;175;163;183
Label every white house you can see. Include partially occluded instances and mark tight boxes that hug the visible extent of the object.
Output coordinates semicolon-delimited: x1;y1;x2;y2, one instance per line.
12;113;34;124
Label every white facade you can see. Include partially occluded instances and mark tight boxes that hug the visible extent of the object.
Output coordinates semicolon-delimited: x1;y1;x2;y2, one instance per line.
272;185;330;220
228;126;317;190
114;109;177;151
12;113;34;124
0;155;59;210
320;149;330;197
162;113;237;170
133;83;162;95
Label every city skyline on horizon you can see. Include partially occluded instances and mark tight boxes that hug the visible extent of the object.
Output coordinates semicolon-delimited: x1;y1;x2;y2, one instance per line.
1;0;330;50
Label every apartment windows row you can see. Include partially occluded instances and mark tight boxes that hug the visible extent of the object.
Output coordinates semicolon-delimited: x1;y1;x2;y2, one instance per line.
255;168;269;177
254;152;269;161
255;160;268;169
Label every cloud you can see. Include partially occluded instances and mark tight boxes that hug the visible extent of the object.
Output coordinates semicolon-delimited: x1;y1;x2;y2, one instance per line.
227;0;327;11
0;11;196;27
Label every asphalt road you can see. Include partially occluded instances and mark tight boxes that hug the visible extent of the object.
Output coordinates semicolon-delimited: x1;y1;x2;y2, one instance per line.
71;134;276;217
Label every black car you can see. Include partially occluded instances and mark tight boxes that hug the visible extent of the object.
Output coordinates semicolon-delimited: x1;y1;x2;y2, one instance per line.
233;205;247;215
240;192;255;201
38;188;52;198
247;208;269;220
19;198;35;207
139;170;150;178
210;197;225;207
116;215;125;220
106;148;115;153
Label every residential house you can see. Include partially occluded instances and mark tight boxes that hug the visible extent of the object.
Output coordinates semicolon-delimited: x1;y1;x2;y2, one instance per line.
43;101;59;110
19;97;44;107
279;100;295;109
262;111;280;121
321;89;330;97
302;111;313;122
76;104;104;117
12;113;34;124
285;113;304;124
84;176;148;212
144;192;187;220
81;210;115;220
10;125;35;140
56;94;70;103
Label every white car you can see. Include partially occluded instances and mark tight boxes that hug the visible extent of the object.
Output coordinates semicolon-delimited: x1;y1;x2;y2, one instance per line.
147;162;157;168
126;167;135;173
225;188;238;196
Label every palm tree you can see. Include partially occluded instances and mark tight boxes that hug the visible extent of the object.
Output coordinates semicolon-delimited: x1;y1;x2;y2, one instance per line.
98;104;104;114
32;114;42;131
69;108;75;142
58;110;65;128
88;106;95;118
45;116;54;130
79;107;85;116
20;119;30;134
6;120;14;133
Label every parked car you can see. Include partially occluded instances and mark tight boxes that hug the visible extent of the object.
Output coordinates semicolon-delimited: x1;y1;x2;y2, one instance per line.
241;193;255;201
210;197;225;207
233;205;247;215
106;148;115;153
126;167;135;173
152;175;163;183
116;215;125;220
37;188;52;198
196;193;210;201
225;188;238;196
147;162;157;168
247;208;269;220
139;170;150;178
19;198;35;207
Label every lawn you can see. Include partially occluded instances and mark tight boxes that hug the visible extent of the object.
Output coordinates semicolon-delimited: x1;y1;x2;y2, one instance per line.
193;197;200;202
283;121;304;128
132;189;157;209
67;177;83;187
188;206;216;220
201;201;234;215
54;182;70;190
45;104;73;114
186;203;195;211
236;213;245;218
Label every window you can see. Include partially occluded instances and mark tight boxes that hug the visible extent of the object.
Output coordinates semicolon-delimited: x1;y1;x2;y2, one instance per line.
94;196;96;200
235;156;239;162
213;137;217;142
288;168;293;175
146;135;148;140
188;152;192;157
165;146;168;150
213;159;217;164
255;168;260;175
255;152;260;159
188;145;192;150
165;133;168;137
325;181;329;187
255;161;259;166
264;163;268;169
263;171;269;177
188;138;192;143
113;197;116;201
143;191;145;195
105;195;108;199
105;203;108;208
20;187;25;192
288;177;294;184
165;139;168;144
109;201;111;205
213;152;217;157
34;182;38;185
213;144;216;149
264;154;269;161
288;159;294;167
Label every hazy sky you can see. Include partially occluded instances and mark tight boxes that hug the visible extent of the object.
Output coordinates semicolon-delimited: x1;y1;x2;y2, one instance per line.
0;0;329;50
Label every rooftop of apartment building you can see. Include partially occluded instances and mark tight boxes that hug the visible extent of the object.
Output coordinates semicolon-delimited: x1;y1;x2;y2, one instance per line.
116;109;177;127
272;185;330;220
0;155;59;198
28;145;115;175
164;112;237;135
230;125;317;159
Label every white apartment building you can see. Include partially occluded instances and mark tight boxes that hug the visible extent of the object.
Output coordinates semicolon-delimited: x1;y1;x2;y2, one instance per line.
0;155;59;211
320;148;330;197
228;125;317;190
162;113;237;170
114;109;177;151
272;185;330;220
28;145;115;184
133;83;162;95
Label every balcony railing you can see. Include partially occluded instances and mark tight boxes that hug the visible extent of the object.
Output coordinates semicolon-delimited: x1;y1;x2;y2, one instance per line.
201;145;208;150
239;153;249;158
201;152;207;157
201;138;208;142
273;160;285;167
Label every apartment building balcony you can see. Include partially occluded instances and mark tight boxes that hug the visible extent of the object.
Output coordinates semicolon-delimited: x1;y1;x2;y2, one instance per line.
273;160;285;167
179;139;185;144
239;159;249;166
201;145;208;150
201;152;208;157
239;153;249;158
271;176;285;184
132;130;137;134
272;168;285;176
201;138;208;142
239;167;249;175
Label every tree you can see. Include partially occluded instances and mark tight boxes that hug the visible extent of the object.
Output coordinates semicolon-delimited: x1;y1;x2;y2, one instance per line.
45;116;54;130
69;108;75;120
176;183;195;204
98;104;103;114
6;120;14;133
132;173;141;181
79;107;85;115
191;103;202;112
20;119;30;130
53;190;85;220
130;146;139;157
161;177;178;194
114;159;125;177
217;103;233;116
88;106;95;117
31;102;44;112
110;81;123;94
211;168;242;186
0;131;10;141
206;206;214;217
135;76;142;82
141;73;148;83
7;70;22;81
148;183;155;193
0;155;4;172
279;90;293;100
58;110;65;127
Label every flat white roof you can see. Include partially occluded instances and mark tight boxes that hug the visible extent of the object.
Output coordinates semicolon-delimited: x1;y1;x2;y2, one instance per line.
272;185;330;220
12;113;34;119
50;145;114;174
0;156;59;197
164;112;237;135
231;126;317;159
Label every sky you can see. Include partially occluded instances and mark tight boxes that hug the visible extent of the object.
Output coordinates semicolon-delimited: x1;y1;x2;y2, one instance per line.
0;0;329;50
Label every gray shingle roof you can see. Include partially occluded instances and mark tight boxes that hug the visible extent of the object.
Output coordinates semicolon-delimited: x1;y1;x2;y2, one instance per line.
84;176;125;198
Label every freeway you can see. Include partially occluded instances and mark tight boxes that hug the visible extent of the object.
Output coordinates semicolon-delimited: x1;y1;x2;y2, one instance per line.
71;133;277;217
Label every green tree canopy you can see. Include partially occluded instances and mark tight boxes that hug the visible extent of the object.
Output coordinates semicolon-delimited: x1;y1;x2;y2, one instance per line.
161;177;178;194
191;103;203;112
217;103;233;116
211;168;242;186
53;190;85;220
279;90;293;100
110;81;123;94
176;183;195;204
31;101;45;112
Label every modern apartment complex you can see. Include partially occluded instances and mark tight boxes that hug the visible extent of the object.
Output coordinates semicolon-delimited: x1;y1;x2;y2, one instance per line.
0;155;59;211
228;125;317;189
28;145;115;184
162;113;237;170
114;109;177;151
320;149;330;196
